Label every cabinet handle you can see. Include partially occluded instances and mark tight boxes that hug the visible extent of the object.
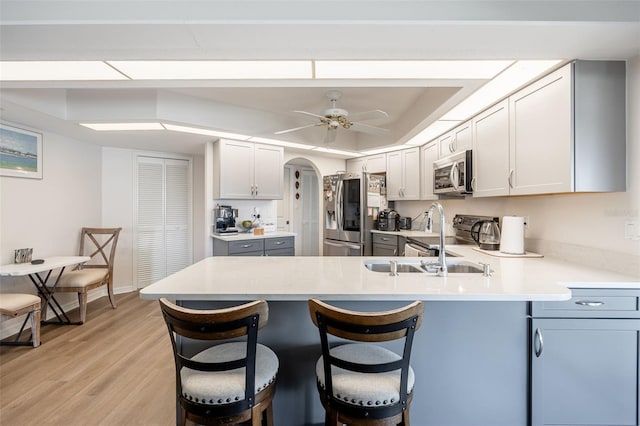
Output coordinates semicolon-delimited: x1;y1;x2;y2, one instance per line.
255;185;258;197
534;327;544;358
471;177;477;191
381;237;390;241
508;169;514;188
575;300;605;307
451;137;457;153
241;244;253;248
274;241;284;245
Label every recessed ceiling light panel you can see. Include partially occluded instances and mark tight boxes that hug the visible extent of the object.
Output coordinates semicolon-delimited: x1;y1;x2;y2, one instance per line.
80;122;164;131
0;61;129;81
315;60;513;79
107;60;313;80
163;124;252;140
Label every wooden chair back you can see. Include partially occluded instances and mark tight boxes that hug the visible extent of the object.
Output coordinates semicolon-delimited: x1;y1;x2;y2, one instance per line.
77;227;121;275
159;298;269;419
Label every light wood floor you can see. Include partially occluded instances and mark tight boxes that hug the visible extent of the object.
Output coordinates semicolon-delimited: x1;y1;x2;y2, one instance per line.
0;291;176;425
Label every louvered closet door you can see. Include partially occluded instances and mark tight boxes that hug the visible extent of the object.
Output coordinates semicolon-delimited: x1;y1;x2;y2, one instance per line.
136;156;192;288
164;159;191;276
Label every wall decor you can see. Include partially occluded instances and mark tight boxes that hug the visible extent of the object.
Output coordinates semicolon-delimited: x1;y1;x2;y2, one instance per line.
0;122;43;179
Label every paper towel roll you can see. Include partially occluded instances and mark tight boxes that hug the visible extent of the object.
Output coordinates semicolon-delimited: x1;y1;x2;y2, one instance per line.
500;216;525;255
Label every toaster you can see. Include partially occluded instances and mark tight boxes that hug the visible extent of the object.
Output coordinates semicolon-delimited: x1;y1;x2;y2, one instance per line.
399;217;412;230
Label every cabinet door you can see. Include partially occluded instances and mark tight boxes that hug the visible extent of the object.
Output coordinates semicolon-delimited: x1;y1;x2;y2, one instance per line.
510;65;572;195
421;141;438;200
218;140;255;199
253;143;283;199
473;100;510;197
438;132;454;157
531;318;640;426
346;158;364;173
365;153;387;173
386;150;403;201
402;147;420;200
372;243;398;256
452;120;472;153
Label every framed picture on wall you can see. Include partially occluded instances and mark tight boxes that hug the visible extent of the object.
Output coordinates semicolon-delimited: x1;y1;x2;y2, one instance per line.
0;122;43;179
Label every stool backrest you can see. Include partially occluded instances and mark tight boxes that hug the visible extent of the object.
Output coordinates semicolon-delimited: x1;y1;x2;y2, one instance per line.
159;298;269;417
308;299;424;419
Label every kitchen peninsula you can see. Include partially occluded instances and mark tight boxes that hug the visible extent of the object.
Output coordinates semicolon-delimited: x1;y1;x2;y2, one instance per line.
140;249;638;426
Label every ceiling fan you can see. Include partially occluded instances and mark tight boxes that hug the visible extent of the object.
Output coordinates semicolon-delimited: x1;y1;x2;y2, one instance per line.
274;90;389;143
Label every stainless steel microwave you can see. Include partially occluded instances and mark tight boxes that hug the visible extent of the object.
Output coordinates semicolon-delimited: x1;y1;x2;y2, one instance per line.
433;150;473;195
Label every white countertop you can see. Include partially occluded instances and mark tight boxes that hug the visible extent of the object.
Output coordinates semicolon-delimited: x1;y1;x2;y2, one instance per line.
211;231;296;242
140;246;639;302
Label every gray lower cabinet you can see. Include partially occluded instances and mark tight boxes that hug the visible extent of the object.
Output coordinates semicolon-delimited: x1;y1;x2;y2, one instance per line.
530;289;640;426
213;236;294;256
372;233;399;256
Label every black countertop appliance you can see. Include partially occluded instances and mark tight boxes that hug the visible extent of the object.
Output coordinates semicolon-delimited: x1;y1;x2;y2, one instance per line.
378;209;400;231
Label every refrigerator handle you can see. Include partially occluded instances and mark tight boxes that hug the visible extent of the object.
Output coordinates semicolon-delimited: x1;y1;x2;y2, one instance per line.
336;179;344;231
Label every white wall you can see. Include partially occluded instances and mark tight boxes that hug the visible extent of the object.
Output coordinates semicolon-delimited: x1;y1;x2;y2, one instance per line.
0;129;102;334
396;56;640;276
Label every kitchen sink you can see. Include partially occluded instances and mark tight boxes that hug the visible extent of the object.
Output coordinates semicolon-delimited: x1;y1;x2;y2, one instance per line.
420;260;485;274
364;261;424;273
364;259;485;274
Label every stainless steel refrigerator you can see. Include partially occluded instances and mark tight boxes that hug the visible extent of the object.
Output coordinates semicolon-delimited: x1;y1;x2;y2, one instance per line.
323;172;383;256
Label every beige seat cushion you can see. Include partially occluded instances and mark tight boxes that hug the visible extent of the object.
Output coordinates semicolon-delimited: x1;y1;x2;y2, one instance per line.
56;269;107;289
181;342;278;405
316;343;415;407
0;293;41;315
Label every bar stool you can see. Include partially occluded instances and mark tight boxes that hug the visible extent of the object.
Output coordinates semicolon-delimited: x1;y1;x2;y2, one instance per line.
159;298;278;426
308;299;424;426
0;293;41;347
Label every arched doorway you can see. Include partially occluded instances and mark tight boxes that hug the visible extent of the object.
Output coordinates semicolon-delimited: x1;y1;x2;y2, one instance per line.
280;159;321;256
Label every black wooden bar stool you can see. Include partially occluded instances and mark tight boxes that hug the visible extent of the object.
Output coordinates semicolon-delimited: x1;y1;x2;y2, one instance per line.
308;299;424;426
159;298;278;426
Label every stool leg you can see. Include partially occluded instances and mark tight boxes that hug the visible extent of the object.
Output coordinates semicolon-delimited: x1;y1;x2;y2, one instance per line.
31;307;41;347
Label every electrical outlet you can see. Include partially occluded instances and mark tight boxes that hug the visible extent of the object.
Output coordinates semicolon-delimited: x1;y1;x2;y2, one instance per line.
625;221;640;240
523;216;530;228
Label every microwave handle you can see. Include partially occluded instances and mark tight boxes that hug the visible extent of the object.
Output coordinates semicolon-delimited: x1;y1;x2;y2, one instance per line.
450;162;460;191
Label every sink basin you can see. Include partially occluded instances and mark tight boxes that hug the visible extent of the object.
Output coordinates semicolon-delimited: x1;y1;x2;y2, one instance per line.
364;259;485;274
365;261;424;273
420;260;485;274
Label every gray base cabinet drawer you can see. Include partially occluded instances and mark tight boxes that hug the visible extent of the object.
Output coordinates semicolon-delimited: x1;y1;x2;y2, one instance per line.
532;288;640;318
372;233;398;245
265;248;295;256
213;236;295;256
228;239;264;255
265;237;294;251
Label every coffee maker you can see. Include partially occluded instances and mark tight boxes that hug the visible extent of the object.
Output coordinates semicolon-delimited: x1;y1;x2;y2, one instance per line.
214;205;238;233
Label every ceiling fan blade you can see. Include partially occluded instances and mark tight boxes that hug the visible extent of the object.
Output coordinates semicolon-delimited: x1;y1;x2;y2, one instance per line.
350;122;389;136
347;109;389;122
274;123;321;135
324;127;337;144
293;110;326;120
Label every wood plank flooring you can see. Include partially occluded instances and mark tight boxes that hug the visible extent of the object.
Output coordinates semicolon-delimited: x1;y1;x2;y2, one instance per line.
0;292;176;425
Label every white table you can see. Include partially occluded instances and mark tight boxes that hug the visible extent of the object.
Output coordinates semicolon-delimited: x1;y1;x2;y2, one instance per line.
0;256;90;325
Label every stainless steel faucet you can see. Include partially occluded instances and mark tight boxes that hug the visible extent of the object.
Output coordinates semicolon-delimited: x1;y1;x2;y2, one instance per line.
425;202;448;277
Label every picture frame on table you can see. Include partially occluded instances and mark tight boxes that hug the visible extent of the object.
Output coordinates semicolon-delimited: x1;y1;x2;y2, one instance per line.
0;122;43;179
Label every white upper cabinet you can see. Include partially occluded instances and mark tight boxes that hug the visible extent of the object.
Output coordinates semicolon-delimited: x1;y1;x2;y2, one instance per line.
386;147;420;201
509;65;573;195
346;153;386;174
438;120;472;158
213;139;284;200
420;141;439;200
472;99;511;197
473;60;626;198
